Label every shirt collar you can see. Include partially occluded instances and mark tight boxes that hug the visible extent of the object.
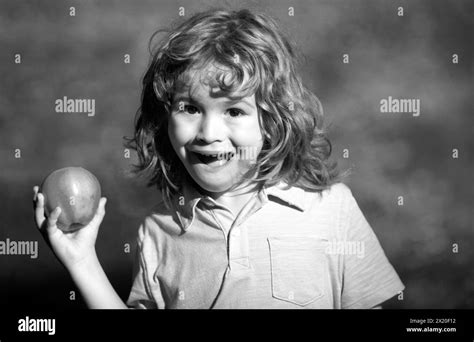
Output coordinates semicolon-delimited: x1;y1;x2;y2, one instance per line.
263;182;307;212
173;180;307;231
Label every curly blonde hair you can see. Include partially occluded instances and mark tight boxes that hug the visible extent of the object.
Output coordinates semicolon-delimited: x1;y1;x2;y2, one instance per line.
125;9;347;208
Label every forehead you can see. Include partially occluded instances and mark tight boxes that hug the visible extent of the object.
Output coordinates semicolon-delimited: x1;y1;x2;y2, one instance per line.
173;63;254;101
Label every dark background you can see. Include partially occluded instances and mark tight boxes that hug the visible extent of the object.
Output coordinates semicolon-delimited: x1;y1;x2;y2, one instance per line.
0;0;472;309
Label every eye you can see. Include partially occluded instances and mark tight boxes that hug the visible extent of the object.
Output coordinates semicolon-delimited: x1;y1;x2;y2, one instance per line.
227;108;245;117
183;105;199;115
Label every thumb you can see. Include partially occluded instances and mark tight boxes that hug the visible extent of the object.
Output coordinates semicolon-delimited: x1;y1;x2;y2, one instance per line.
45;206;62;236
88;197;107;228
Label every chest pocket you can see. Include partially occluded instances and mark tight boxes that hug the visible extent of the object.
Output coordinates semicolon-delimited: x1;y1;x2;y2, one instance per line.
267;236;329;306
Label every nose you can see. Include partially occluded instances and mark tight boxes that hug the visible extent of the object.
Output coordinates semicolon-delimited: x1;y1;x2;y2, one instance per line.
196;113;226;143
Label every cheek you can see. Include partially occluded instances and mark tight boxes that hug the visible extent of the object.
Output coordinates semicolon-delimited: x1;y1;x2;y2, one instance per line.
168;116;195;147
233;117;264;149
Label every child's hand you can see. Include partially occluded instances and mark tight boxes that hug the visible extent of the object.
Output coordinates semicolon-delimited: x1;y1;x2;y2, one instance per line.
32;185;107;271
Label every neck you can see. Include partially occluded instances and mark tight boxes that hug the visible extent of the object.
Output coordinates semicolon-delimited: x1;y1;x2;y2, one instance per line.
194;179;262;217
219;187;260;218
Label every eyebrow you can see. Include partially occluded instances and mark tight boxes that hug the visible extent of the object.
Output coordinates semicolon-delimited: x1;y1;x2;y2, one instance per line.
173;94;256;110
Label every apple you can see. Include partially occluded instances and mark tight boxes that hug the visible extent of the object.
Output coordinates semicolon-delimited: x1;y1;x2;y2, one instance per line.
40;167;101;232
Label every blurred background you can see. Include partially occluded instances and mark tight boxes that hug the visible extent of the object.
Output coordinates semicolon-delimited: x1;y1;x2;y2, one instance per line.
0;0;472;309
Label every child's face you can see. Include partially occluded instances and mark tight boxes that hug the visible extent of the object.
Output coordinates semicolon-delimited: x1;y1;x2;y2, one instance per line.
168;75;263;194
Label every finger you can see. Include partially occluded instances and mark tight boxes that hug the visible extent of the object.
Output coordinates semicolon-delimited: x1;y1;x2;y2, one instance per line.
88;197;107;227
45;206;61;236
33;186;39;202
35;193;46;229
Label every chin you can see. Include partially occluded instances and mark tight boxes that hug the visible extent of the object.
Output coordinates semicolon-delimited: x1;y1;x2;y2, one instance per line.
193;177;233;194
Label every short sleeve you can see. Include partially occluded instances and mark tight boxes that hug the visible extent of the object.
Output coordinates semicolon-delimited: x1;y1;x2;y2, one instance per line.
340;189;405;309
126;221;165;309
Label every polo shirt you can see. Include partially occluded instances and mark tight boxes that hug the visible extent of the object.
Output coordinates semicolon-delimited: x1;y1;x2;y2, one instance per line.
127;181;405;309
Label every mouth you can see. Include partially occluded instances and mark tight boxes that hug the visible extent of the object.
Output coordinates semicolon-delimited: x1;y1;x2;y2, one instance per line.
190;150;235;167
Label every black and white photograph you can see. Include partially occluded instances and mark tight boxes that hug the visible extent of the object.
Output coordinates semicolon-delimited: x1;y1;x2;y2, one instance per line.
0;0;472;339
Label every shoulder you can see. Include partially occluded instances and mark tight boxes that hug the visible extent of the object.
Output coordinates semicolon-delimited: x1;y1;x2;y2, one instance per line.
321;182;354;200
314;183;365;224
300;183;360;236
302;182;355;210
270;182;355;217
272;182;359;240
